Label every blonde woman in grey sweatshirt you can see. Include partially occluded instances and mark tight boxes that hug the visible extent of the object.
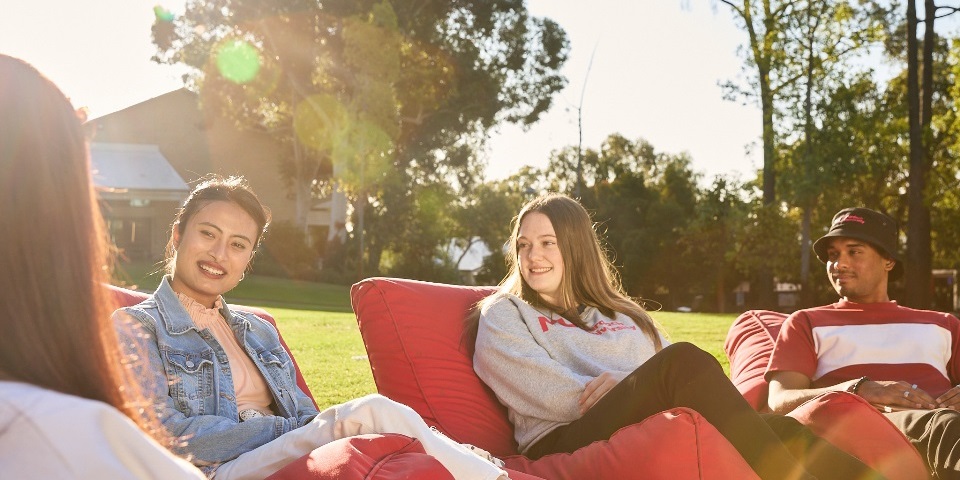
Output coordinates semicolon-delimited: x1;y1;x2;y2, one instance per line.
470;194;884;480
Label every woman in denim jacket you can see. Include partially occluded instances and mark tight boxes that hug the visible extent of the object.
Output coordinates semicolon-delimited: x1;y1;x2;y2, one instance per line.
115;176;508;480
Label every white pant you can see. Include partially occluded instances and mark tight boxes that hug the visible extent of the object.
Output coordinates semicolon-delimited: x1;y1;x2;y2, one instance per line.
213;394;507;480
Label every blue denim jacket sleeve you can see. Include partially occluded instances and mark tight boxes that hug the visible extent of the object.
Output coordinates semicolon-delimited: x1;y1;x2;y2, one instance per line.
113;280;320;468
115;309;295;466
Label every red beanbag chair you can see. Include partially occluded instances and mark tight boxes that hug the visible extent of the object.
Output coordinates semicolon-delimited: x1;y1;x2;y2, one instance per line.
267;434;452;480
787;392;927;480
724;309;786;411
351;277;760;480
724;309;928;480
107;284;454;480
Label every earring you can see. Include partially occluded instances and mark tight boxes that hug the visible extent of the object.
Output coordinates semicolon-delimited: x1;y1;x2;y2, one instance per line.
240;272;246;281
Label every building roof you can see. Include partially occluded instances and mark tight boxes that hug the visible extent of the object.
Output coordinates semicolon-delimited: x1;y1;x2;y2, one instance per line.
90;143;189;201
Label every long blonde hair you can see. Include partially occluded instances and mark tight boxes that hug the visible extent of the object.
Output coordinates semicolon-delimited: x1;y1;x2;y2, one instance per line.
471;193;662;350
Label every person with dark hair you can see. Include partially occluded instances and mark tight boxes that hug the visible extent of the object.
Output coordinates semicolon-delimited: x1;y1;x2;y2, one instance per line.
115;176;509;480
471;193;885;480
767;207;960;479
0;54;204;478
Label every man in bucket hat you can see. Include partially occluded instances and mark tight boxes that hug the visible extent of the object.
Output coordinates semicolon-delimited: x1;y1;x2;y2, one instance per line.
766;207;960;479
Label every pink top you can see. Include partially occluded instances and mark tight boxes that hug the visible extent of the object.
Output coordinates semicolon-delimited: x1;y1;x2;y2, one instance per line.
176;292;273;415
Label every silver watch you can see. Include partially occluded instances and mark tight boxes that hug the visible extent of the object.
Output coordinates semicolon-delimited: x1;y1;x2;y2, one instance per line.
239;409;265;422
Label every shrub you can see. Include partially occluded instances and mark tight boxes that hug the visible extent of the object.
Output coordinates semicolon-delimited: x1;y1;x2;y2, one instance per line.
256;221;320;280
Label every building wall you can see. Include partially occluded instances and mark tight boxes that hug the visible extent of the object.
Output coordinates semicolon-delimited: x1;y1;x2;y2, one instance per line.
89;89;297;223
100;199;182;261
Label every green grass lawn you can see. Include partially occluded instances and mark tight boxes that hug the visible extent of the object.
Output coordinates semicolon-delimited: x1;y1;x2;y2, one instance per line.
261;301;736;410
114;264;738;409
652;311;736;373
112;261;353;312
269;307;737;410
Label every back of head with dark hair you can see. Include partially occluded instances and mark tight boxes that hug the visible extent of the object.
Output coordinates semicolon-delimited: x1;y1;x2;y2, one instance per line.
0;54;163;440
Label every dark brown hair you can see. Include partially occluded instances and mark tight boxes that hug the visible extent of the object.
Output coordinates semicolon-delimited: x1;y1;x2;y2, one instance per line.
163;175;271;274
0;55;165;439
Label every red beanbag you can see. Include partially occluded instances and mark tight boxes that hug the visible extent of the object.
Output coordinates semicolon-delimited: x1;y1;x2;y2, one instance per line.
725;310;929;479
724;310;787;411
352;277;760;480
350;278;514;455
502;409;760;480
787;392;927;480
267;434;453;480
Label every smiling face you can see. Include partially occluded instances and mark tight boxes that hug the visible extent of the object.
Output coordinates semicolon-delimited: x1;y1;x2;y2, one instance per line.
825;236;894;304
517;212;565;306
169;200;259;308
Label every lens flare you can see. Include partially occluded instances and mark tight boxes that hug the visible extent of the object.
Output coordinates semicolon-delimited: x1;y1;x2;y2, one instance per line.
294;94;347;152
153;5;175;22
334;118;394;186
215;40;260;84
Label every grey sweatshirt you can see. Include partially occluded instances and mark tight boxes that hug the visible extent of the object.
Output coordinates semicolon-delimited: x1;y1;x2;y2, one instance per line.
474;294;667;453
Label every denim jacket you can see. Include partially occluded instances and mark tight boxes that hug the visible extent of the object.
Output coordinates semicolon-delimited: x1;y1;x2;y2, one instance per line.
115;277;319;472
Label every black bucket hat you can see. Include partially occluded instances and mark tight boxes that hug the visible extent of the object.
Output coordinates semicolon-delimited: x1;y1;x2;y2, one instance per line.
812;207;903;281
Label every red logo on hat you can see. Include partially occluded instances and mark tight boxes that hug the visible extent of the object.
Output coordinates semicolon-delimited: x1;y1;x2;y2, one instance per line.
836;213;865;225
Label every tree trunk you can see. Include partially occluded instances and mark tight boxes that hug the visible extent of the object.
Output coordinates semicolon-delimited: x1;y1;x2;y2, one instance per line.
356;154;367;282
800;205;813;306
290;87;311;232
799;7;816;308
756;68;777;310
720;0;779;310
293;174;311;233
715;268;727;313
760;76;776;206
905;0;933;308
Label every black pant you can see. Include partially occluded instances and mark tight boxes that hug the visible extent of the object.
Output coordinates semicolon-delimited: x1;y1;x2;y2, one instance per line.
525;342;884;480
885;408;960;479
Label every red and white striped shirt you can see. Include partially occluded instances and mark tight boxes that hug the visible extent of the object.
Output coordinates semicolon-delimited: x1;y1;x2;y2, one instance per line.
766;300;960;397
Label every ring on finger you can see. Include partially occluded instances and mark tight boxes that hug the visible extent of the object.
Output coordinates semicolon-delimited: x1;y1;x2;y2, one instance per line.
912;384;918;389
904;391;911;398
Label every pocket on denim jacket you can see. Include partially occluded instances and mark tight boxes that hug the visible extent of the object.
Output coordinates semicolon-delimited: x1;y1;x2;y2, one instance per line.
256;348;290;368
162;348;215;414
256;347;296;387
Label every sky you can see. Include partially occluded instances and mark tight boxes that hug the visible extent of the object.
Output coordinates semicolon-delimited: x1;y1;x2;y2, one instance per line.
0;1;759;182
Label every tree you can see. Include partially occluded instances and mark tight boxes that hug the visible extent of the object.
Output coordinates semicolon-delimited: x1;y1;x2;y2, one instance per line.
450;180;526;284
675;176;750;312
538;134;702;306
717;0;799;308
905;0;932;308
152;0;569;279
717;0;797;205
375;182;460;282
776;1;881;305
718;1;896;308
876;0;960;307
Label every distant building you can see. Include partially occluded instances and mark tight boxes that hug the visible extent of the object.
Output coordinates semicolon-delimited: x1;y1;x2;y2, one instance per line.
91;143;188;260
87;88;345;261
732;279;800;311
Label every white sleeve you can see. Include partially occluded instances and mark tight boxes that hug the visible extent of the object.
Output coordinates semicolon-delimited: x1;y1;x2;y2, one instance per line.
0;386;205;479
69;403;207;479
